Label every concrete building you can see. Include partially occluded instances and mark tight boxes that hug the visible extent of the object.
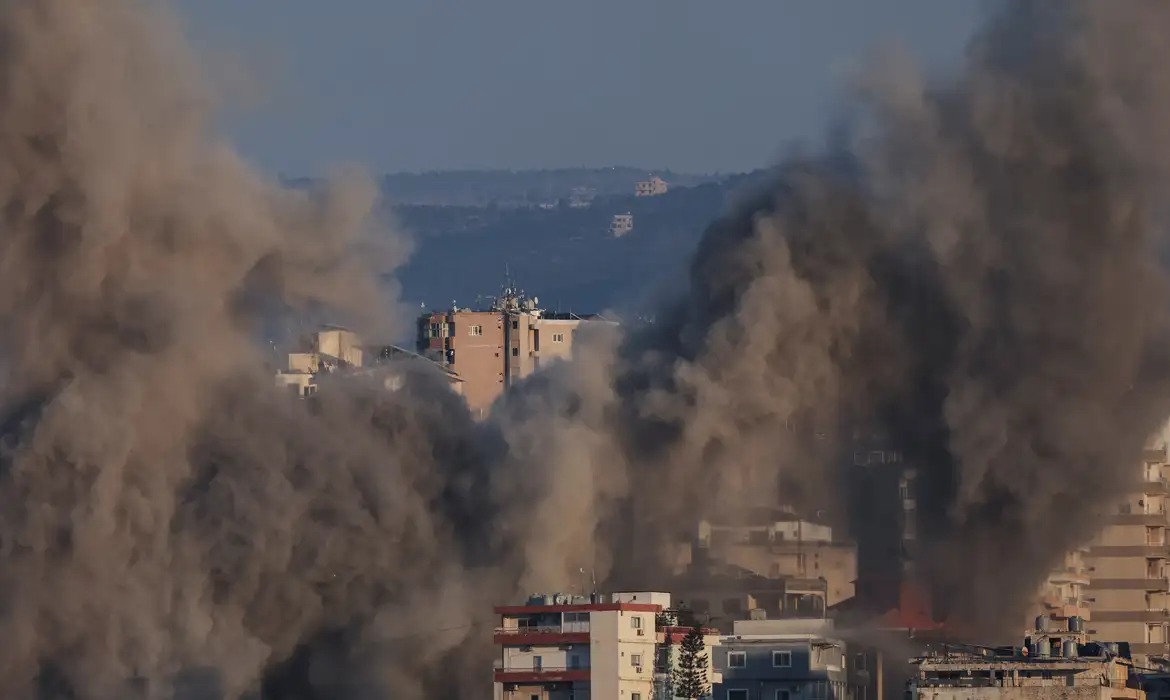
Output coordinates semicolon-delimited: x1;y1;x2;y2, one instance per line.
275;327;461;399
907;642;1144;700
636;176;669;197
1087;441;1170;666
672;565;831;633
493;592;669;700
690;509;857;608
714;619;855;700
419;308;505;416
418;285;616;418
1026;547;1093;636
610;213;634;237
846;437;918;615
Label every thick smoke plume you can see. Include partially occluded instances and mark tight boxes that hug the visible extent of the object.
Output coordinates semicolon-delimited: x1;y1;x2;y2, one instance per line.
1;0;1170;698
502;0;1170;634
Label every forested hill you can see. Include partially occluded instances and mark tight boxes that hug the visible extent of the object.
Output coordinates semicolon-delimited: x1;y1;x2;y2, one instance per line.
392;170;773;315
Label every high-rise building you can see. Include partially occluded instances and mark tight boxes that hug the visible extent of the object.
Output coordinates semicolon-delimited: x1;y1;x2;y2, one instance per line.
847;436;918;614
418;283;616;418
1086;438;1170;666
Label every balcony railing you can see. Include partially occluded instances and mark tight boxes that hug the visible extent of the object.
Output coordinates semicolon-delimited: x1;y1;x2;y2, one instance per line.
494;625;590;635
498;666;589;673
495;626;563;635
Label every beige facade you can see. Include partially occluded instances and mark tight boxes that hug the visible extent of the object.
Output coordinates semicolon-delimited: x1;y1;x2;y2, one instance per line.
635;176;668;197
419;309;505;417
314;327;363;368
420;298;616;418
1087;442;1170;666
1026;548;1092;634
493;592;668;700
692;516;857;607
275;327;461;399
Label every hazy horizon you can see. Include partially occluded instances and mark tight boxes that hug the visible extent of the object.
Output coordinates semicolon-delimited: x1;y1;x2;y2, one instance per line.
176;0;983;177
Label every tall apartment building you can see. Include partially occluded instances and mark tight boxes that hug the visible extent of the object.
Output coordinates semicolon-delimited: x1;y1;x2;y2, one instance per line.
418;285;616;417
493;592;670;700
847;439;919;614
1086;441;1170;666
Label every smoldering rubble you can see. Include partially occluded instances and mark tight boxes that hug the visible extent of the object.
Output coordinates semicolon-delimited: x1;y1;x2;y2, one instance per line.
0;0;1168;698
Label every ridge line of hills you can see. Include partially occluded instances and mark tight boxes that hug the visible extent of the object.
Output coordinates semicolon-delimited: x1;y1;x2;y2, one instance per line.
287;167;776;319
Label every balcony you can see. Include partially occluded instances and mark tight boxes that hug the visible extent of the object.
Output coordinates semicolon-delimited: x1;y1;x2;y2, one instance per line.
493;666;591;684
493;626;590;646
1048;568;1091;585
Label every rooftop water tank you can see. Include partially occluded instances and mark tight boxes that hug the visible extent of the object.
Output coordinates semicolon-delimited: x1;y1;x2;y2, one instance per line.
1035;615;1050;633
1069;616;1085;633
1035;638;1052;658
1062;640;1079;658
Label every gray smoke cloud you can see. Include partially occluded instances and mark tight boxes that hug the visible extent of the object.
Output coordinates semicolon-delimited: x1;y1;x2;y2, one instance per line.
0;0;1169;698
500;0;1170;635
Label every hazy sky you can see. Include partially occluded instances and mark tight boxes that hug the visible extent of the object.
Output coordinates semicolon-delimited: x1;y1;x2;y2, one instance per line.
176;1;984;176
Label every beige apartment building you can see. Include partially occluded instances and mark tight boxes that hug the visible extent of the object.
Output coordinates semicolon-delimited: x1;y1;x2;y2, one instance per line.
418;287;616;418
493;592;676;700
689;510;858;607
1026;547;1092;635
1086;441;1170;666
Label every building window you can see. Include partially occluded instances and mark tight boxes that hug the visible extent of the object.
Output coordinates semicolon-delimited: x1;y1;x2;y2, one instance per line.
631;654;643;667
777;691;791;700
773;651;792;667
569;655;581;669
854;653;867;671
728;651;746;668
532;656;542;671
512;320;519;329
512;347;519;357
632;695;642;700
631;616;643;629
553;333;565;343
728;691;748;700
468;324;483;336
810;682;827;699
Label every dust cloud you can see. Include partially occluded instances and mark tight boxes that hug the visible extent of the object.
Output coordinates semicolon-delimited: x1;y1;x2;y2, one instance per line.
0;0;1168;698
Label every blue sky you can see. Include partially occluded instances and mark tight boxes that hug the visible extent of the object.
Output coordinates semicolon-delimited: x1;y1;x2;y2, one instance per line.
176;1;984;176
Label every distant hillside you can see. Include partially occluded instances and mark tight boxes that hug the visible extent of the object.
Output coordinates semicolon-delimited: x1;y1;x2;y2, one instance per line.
392;170;775;315
378;167;721;207
284;168;722;208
